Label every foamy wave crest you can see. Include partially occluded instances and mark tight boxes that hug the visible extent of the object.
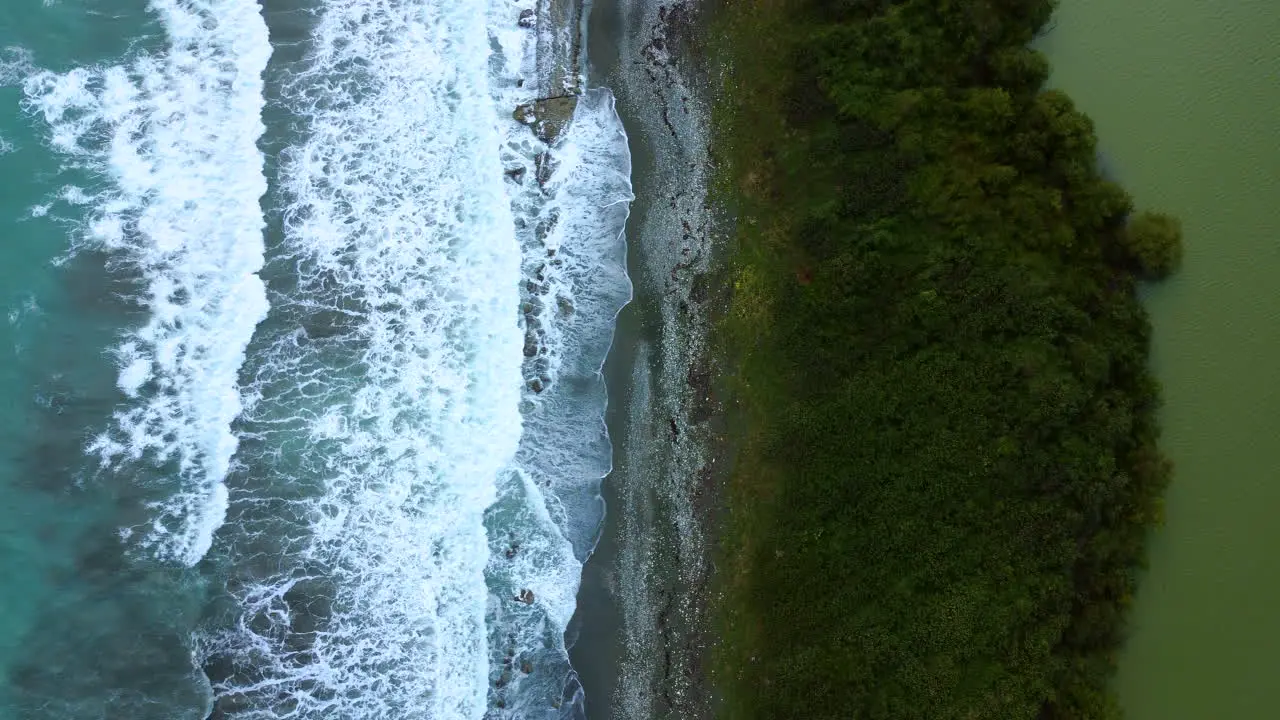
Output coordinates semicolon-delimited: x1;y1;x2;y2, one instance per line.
1;46;34;85
20;0;271;566
199;0;523;716
484;87;633;717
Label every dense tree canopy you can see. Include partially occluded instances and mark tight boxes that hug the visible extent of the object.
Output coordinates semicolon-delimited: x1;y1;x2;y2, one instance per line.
709;1;1177;718
1122;211;1184;279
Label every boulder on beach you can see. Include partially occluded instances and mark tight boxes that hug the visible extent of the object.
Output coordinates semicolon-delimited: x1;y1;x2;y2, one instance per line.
513;95;579;145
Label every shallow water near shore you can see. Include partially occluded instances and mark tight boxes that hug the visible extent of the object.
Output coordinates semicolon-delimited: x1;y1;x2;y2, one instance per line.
1042;1;1280;716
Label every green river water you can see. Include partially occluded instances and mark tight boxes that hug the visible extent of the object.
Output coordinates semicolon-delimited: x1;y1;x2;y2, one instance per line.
1042;1;1280;716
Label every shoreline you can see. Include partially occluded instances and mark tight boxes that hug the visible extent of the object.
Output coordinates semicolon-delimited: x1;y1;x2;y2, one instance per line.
570;1;723;718
1039;3;1280;716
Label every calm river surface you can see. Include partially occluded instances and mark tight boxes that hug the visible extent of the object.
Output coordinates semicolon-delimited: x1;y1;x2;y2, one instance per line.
1042;0;1280;716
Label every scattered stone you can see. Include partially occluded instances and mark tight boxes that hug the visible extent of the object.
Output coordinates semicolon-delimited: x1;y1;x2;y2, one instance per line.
528;378;545;394
523;334;538;357
520;659;534;674
535;213;559;242
689;272;708;305
556;296;574;316
516;589;535;604
505;166;526;184
518;9;536;28
504;542;520;559
534;152;558;187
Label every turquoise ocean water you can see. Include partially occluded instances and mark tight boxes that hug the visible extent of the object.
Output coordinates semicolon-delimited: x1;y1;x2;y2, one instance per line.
0;1;631;717
0;2;210;715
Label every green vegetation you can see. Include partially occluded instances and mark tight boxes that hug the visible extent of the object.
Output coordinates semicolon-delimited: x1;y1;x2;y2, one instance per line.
1121;211;1184;280
708;1;1176;718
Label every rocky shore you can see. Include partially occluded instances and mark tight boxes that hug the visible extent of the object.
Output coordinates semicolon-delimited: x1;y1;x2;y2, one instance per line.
571;1;725;719
513;0;588;148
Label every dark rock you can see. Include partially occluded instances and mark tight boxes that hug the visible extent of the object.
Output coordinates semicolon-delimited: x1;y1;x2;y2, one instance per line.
534;151;558;187
517;589;535;604
535;212;560;242
523;335;539;357
214;694;253;714
534;95;578;143
514;96;579;145
505;166;526;184
518;9;536;28
513;103;537;126
521;659;534;674
528;378;544;394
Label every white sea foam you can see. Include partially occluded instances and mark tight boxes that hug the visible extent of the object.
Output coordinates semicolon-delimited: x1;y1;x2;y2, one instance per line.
20;0;271;566
0;46;34;85
486;5;632;716
186;0;631;716
510;88;633;549
480;84;633;717
203;0;524;716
